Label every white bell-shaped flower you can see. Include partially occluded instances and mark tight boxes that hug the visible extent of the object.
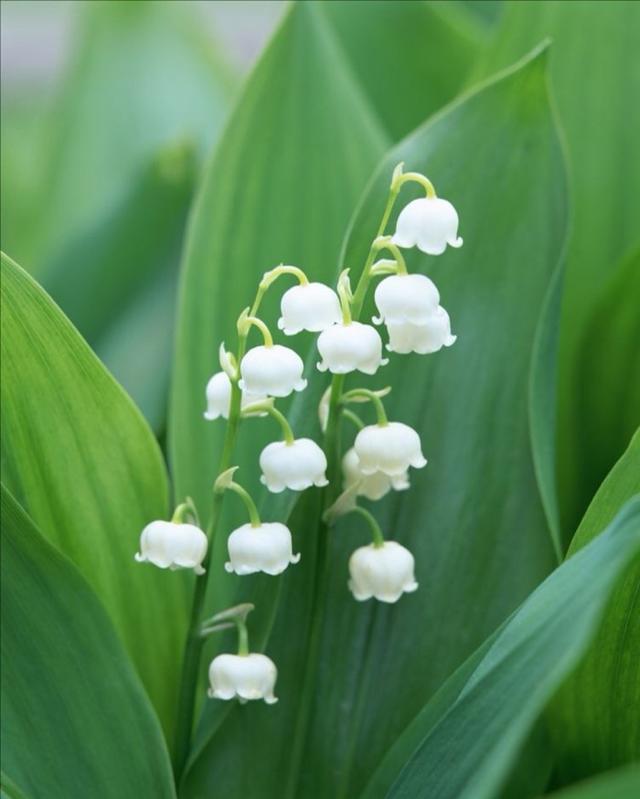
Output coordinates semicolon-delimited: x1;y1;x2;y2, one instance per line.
386;306;457;355
348;541;418;603
240;344;307;397
208;653;278;704
260;438;328;492
278;282;341;335
225;522;300;576
203;372;267;420
135;521;207;575
392;196;463;255
354;422;426;477
373;273;440;325
317;321;388;375
342;447;409;501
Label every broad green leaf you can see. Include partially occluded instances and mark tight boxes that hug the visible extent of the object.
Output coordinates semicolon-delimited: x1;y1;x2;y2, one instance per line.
1;486;176;799
543;766;640;799
183;47;567;798
323;0;487;140
548;430;640;783
475;0;640;536
383;498;640;799
0;254;189;738
170;1;388;519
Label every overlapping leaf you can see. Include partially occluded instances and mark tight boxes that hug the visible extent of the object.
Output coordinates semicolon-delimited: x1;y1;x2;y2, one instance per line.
0;254;188;738
1;486;176;799
182;46;567;798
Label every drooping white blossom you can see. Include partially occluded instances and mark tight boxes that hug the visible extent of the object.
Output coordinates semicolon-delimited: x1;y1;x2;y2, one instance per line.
386;306;457;355
278;282;341;335
208;653;278;704
135;521;207;575
354;422;426;477
260;438;328;493
225;522;300;576
342;447;409;501
373;273;440;325
240;344;307;397
203;371;267;420
348;541;418;603
392;196;463;255
317;321;388;375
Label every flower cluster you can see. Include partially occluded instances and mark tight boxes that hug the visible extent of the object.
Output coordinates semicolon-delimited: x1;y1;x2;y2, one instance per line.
135;164;462;724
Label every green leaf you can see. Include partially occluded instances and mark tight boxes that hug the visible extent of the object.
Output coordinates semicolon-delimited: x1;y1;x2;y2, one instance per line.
543;766;640;799
475;0;640;536
170;1;388;519
182;46;567;798
323;0;487;140
382;498;640;799
0;253;189;738
1;486;176;799
547;430;640;783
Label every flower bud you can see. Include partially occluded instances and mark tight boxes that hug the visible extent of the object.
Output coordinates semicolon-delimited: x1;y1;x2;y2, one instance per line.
348;541;418;603
204;371;267;420
278;282;341;335
260;438;328;492
386;306;456;355
240;344;307;397
225;522;300;575
354;422;426;477
342;447;409;501
392;196;463;255
208;653;278;704
317;321;388;375
135;521;207;575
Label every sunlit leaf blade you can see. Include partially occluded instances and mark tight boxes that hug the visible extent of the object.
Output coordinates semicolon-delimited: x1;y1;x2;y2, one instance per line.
183;47;567;799
475;0;640;536
543;766;640;799
384;498;640;799
0;253;189;738
170;1;388;519
548;430;640;783
0;486;176;799
323;0;487;140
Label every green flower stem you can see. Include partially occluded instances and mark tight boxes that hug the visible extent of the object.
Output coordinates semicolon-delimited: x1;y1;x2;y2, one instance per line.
170;497;199;526
220;479;262;528
236;620;250;657
337;270;353;324
342;408;365;431
243;314;273;347
373;237;408;275
260;264;309;289
342;388;389;426
243;400;295;445
349;505;385;548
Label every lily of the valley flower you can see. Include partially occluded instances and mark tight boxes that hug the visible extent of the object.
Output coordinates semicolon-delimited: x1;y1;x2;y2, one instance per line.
354;421;426;477
225;522;300;575
260;438;328;492
317;321;388;375
392;196;463;255
386;306;457;355
135;520;207;575
348;541;418;603
203;371;267;420
278;282;341;335
342;447;409;501
208;653;278;704
373;273;440;325
240;344;307;397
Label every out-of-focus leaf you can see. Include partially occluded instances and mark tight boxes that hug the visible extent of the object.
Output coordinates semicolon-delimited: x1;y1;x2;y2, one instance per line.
170;1;388;519
0;254;189;738
461;0;504;27
570;248;640;524
380;499;640;799
43;143;196;430
30;0;233;275
323;0;487;140
548;430;640;783
475;0;640;536
543;766;640;799
0;486;176;799
183;47;567;799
